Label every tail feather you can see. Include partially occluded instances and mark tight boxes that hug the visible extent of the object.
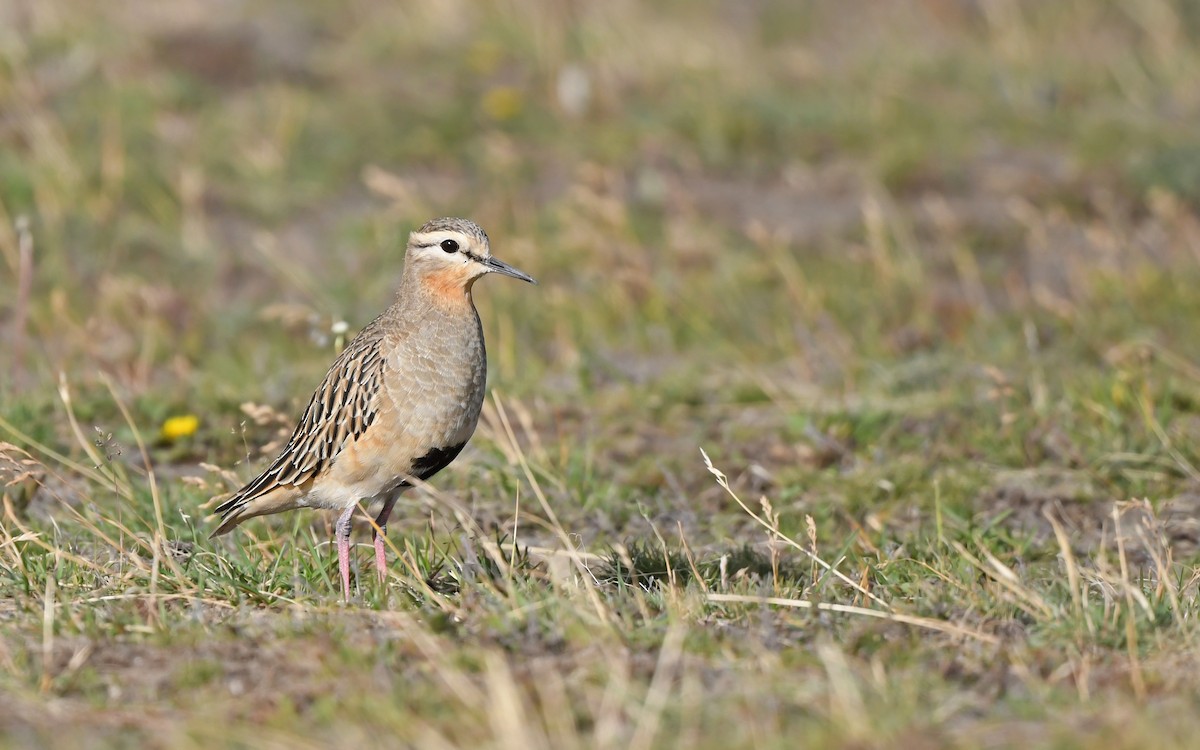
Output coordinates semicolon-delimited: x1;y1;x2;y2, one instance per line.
209;508;246;538
209;486;302;538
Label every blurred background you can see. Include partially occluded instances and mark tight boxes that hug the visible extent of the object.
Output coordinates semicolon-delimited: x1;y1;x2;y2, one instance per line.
5;0;1199;395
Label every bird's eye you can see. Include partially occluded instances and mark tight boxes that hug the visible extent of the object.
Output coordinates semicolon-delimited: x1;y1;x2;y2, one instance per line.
440;239;459;253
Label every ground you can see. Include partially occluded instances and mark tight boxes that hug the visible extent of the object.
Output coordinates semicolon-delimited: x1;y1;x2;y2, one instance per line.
4;1;1200;748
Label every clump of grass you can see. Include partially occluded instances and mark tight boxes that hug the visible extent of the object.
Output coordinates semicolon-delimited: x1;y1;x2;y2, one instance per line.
599;540;805;591
402;531;542;598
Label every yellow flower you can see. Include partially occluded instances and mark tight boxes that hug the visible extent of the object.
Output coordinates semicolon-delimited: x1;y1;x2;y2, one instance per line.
161;414;199;441
482;86;523;122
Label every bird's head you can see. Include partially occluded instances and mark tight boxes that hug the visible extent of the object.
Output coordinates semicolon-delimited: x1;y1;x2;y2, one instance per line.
405;217;535;301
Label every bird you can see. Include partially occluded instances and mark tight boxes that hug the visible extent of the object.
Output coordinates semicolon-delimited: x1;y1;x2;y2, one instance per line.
209;217;535;598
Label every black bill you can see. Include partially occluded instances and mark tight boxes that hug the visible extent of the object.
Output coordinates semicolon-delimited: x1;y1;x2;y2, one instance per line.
484;256;537;284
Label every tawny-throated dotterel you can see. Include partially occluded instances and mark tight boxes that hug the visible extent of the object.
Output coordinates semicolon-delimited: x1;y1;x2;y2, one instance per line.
210;217;535;598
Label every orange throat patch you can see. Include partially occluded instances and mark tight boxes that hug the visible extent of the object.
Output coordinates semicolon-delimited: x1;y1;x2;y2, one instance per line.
424;268;476;306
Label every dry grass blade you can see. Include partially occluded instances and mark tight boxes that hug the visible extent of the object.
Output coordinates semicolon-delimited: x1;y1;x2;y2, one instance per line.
10;216;33;380
1138;390;1200;482
491;392;617;628
950;541;1056;620
701;448;890;609
2;513;113;574
706;593;999;644
816;640;867;740
0;413;126;492
56;374;134;501
373;610;485;709
484;652;549;750
1113;505;1147;701
99;374;183;583
1044;507;1083;619
629;624;686;750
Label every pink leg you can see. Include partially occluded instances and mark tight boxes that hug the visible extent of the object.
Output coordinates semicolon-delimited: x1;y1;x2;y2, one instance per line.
373;534;388;582
335;505;355;600
372;496;399;583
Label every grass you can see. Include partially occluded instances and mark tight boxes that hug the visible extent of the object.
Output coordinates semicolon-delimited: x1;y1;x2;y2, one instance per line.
5;0;1200;747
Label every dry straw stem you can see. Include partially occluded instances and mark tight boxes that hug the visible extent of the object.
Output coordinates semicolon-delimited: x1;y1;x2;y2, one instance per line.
489;392;617;626
700;448;889;608
0;408;126;493
816;640;868;740
99;374;171;554
0;454;153;574
950;540;1055;620
355;506;459;612
1127;502;1184;621
706;593;999;645
1138;388;1200;482
1113;505;1147;701
10;216;33;379
1043;506;1084;620
1;513;111;575
252;230;326;309
360;471;518;611
628;624;686;750
372;610;486;709
702;450;1000;642
371;421;615;627
56;373;134;499
484;651;547;750
67;373;185;584
1110;338;1200;383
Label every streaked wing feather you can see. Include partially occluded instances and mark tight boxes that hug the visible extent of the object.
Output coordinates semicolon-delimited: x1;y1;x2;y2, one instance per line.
215;326;388;515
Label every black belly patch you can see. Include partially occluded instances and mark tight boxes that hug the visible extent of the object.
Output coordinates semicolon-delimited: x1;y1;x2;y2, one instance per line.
403;442;467;485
